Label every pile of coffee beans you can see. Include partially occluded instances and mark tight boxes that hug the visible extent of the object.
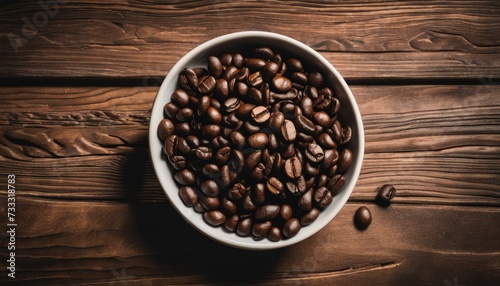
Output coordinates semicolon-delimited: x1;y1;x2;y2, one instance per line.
158;46;353;241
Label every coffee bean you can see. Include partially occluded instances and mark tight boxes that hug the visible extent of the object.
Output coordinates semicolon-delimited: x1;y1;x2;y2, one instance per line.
248;132;269;149
252;183;266;205
313;111;332;128
164;102;180;120
205;107;222;124
282;218;301;238
268;133;279;151
378;184;396;202
228;183;247;201
305;161;320;176
168;155;186;170
314;187;333;208
308;71;323;87
195;146;213;161
228;149;245;173
355;206;372;229
224;214;239;232
229;131;246;148
236;103;256;120
272;75;292;92
174;169;195;186
237;217;252;237
221;112;239;128
243;192;256;212
197;75;216;94
286;58;303;72
284;157;302;179
322;149;339;169
330;120;343;143
246;150;262;170
171;89;190;107
327;174;345;194
200;179;219;197
317;133;337;149
223;97;240;113
252;221;272;239
267;177;284;195
179;186;198;207
203;210;226;226
298;188;313;211
220;197;237;216
219;53;232;67
341;126;352;145
248;71;264;87
245;58;267;71
305;143;325;163
338;148;353;173
222;65;239;81
267;226;282;242
268;111;285;131
158;118;175;141
313;94;331;111
300;208;320;226
255;205;280;220
178;68;198;91
251;163;266;181
294;115;316;135
202;164;220;178
215;78;229;98
281;119;297;141
251;105;271;123
254;47;274;60
261;61;280;80
208;56;223;78
186;135;200;149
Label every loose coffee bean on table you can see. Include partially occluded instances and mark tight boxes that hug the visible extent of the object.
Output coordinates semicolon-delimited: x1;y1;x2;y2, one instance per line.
159;46;354;241
354;206;372;229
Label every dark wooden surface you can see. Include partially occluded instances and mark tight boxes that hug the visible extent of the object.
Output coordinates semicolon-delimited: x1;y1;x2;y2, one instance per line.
0;1;499;285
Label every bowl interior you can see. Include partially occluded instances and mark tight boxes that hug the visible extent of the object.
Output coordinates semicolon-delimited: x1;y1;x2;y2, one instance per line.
149;31;364;250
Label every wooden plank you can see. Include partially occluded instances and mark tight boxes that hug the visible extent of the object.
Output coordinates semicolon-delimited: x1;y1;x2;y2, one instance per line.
0;198;498;285
0;85;499;205
0;1;499;80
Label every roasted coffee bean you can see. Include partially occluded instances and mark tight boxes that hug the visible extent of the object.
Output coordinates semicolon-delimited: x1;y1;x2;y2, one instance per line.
294;115;316;135
245;58;267;71
268;133;279;151
219;53;232;67
305;143;325;163
228;131;245;148
197;75;216;94
378;184;396;202
224;214;239;232
208;56;223;78
223;97;240;113
267;226;282;242
168;155;186;170
200;179;219;197
248;132;269;149
255;204;280;220
220;165;236;188
222;65;239;81
174;169;195;186
203;210;226;226
251;105;270;123
355;206;372;229
236;81;248;96
272;75;292;92
317;133;337;149
243;193;256;212
313;111;332;128
316;175;329;190
202;163;220;178
282;218;301;238
283;143;296;159
322;149;339;169
271;88;298;101
314;187;333;208
205;107;222;124
279;204;293;221
179;186;198;207
246;150;262;170
305;161;320;176
215;78;229;98
175;108;193;123
164;102;180;120
171;89;190;107
249;184;265;206
248;71;264;87
237;217;252;237
281;119;297;141
178;68;198;91
228;183;247;201
338;148;353;173
193;201;205;213
228;149;245;173
286;58;303;72
330;120;343;143
267;177;284;195
221;112;239;128
254;47;274;60
298;188;313;211
269;111;285;131
330;97;341;114
236;67;250;81
261;61;280;80
327;174;345;194
341;126;352;145
195;146;213;161
313;94;331;111
308;71;323;87
236;103;255;120
252;221;272;239
260;83;271;106
197;95;211;116
214;146;231;165
158;118;175;141
251;163;266;181
211;135;229;149
300;208;320;226
284;157;302;179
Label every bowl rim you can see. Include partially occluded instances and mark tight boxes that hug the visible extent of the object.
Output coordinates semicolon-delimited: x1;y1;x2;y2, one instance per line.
149;31;365;250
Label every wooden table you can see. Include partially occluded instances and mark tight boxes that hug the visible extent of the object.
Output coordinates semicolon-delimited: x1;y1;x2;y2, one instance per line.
1;1;499;285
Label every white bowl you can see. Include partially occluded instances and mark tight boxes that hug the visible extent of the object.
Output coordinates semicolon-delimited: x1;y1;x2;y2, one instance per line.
149;31;364;250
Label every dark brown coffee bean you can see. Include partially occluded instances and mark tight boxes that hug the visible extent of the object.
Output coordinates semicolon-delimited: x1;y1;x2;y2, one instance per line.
279;204;293;221
219;53;232;67
246;121;262;134
196;95;210;116
214;146;231;165
378;184;396;202
330;97;341;114
355;206;372;229
201;124;221;139
305;161;320;176
317;133;337;149
200;179;219;197
338;148;353;173
308;71;323;87
215;78;229;98
223;97;241;113
203;210;226;226
268;226;282;242
174;108;193;122
171;89;190;107
294;115;316;135
164;102;180;120
286;58;304;72
158;118;175;141
251;105;270;123
236;81;248;96
261;61;280;80
282;218;301;238
254;47;274;60
322;149;338;169
249;132;269;149
253;183;266;205
178;68;198;91
237;217;252;237
228;149;245;173
248;71;263;88
202;163;220;178
327;174;345;194
179;186;198;207
283;143;296;159
313;111;332;128
164;135;183;157
197;75;216;94
271;88;298;101
221;112;239;128
272;75;292;92
330;120;343;143
313;94;331;111
260;83;271;106
284;157;302;179
305;143;325;163
224;214;239;232
341;126;352;145
222;65;239;81
229;53;243;68
251;163;266;181
304;85;319;99
211;135;229;150
268;111;285;131
236;66;250;81
245;58;267;71
292;72;308;85
268;133;279;151
314;187;333;208
281;119;297;141
174;169;195;185
205;107;222;124
267;177;284;195
168;155;186;170
208;56;223;78
246;150;262;170
300;208;320;226
252;221;272;239
228;183;247;201
298;188;313;211
195;146;213;161
243;192;256;212
255;205;280;220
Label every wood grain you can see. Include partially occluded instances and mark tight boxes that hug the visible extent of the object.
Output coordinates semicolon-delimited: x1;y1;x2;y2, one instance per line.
0;1;499;80
1;85;498;206
0;198;498;285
